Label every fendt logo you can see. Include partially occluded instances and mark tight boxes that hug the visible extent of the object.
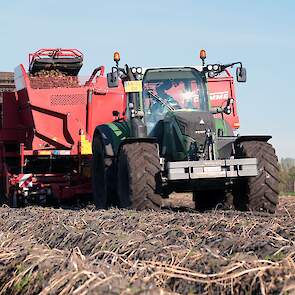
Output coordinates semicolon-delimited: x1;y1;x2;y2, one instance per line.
210;91;229;100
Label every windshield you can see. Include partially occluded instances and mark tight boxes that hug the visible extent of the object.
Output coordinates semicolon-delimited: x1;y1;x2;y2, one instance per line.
142;68;208;132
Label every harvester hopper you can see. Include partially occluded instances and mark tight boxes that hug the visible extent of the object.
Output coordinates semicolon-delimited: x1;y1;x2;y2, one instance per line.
29;48;83;76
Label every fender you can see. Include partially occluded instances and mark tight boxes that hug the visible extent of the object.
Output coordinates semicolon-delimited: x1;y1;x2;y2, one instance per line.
117;137;159;162
121;137;157;145
118;137;158;154
92;121;130;157
235;135;272;144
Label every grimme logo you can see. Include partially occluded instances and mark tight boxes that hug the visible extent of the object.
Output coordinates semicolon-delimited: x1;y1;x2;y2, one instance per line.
210;91;229;100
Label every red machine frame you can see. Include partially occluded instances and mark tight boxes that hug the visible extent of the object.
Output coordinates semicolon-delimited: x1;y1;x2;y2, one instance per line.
208;69;240;129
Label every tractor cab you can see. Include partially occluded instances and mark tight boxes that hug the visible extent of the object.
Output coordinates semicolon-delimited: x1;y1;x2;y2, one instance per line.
142;67;209;133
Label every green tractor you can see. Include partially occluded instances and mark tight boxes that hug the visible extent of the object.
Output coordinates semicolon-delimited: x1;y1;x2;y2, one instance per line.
92;50;279;213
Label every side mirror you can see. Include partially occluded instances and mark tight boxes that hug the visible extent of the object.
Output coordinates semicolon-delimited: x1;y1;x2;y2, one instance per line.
107;70;119;88
236;67;247;82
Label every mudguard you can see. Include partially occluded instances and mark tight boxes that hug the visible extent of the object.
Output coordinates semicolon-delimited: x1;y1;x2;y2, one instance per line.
235;135;272;144
118;137;158;154
92;121;130;157
93;121;158;158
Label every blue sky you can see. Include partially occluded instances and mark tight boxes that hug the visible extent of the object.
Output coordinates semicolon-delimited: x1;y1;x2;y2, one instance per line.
1;0;294;158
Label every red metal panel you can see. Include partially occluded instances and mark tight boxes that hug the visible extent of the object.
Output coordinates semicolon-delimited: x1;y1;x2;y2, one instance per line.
14;63;125;154
208;71;240;129
0;92;27;142
88;80;126;138
2;92;19;129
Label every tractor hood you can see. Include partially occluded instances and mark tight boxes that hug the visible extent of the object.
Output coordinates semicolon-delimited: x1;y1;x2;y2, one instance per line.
172;110;215;139
151;110;216;161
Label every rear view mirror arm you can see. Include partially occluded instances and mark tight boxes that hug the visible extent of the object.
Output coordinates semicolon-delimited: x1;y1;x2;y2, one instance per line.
220;62;243;72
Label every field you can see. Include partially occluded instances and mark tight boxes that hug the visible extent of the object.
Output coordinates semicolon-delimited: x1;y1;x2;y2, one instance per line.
0;195;295;294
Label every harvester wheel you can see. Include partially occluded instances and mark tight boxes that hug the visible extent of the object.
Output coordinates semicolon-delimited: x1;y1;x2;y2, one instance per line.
235;141;279;213
0;186;4;206
0;164;9;206
117;142;162;210
193;190;226;212
92;134;117;209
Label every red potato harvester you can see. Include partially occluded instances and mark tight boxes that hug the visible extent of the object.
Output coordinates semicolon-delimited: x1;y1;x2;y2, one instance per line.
0;48;126;206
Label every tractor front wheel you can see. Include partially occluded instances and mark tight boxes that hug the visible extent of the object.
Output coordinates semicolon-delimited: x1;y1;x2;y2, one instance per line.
234;141;279;213
117;142;162;210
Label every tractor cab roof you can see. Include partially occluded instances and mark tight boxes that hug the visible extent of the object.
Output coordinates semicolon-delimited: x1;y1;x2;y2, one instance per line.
141;66;203;75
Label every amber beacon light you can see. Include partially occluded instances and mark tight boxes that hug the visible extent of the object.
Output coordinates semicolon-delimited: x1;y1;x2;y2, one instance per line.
199;49;207;66
113;51;120;62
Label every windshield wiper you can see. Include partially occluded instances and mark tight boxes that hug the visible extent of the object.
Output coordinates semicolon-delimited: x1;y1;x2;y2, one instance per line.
147;90;175;111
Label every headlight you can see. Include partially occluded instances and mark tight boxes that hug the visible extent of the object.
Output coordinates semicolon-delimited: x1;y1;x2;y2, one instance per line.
213;64;220;71
208;71;215;78
207;64;213;71
225;106;231;114
131;67;137;74
136;67;142;74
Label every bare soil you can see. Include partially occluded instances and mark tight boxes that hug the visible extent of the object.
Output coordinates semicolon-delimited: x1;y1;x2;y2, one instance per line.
0;195;295;294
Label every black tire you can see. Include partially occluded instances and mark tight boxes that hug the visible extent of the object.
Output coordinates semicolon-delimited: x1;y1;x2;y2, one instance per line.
117;142;162;210
0;186;4;206
234;141;279;213
193;190;226;212
0;165;9;206
92;134;117;209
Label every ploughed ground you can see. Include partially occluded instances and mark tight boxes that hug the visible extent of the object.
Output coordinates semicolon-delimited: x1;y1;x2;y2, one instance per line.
0;195;295;294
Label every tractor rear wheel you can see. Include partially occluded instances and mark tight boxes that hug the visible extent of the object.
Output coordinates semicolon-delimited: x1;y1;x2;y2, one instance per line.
92;134;117;209
234;141;279;213
117;142;162;210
